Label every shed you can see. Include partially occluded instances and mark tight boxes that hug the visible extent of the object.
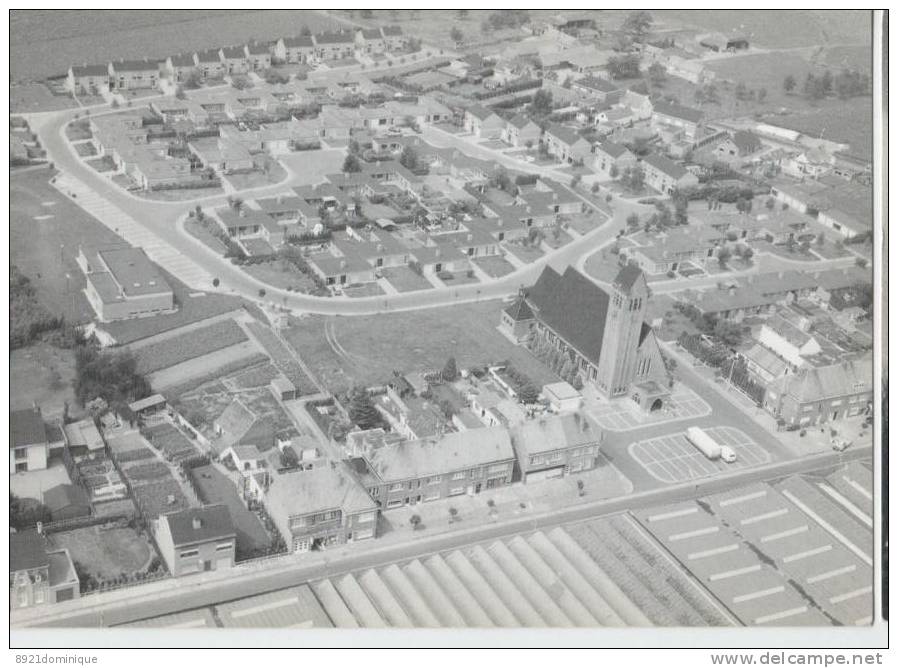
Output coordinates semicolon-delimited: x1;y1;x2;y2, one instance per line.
270;374;297;401
44;484;92;522
129;394;167;416
542;381;582;413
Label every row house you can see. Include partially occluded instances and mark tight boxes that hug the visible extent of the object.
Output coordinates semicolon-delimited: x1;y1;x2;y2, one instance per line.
188;136;254;173
264;464;380;552
641;153;700;194
591;140;637;175
10;531;80;609
502;113;542;148
165;53;197;84
570;75;623;105
244;42;272;71
109;59;160;90
353;428;516;509
509;413;603;482
381;25;407;51
757;314;822;368
620;227;719;275
314;31;355;61
66;64;109;95
543;123;591;164
194;49;227;79
463;104;505;139
356;28;387;54
274;35;317;64
651;100;703;142
712;130;764;167
220;46;250;75
153;505;236;576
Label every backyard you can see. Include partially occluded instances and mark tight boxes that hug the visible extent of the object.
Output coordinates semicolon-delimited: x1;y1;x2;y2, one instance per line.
283;300;560;394
381;265;433;293
10;343;78;415
188;464;272;558
503;241;545;264
473;255;516;278
49;524;157;581
243;260;316;292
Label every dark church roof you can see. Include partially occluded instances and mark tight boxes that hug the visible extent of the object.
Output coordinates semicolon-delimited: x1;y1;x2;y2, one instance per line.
614;263;644;293
526;266;611;365
504;293;534;321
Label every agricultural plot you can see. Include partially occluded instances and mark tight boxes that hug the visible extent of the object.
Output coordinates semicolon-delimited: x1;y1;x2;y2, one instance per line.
118;460;171;483
141;423;198;463
133;319;248;374
226;361;282;390
245;321;319;395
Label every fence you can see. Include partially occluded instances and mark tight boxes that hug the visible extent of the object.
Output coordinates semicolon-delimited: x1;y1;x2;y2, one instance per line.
80;569;169;597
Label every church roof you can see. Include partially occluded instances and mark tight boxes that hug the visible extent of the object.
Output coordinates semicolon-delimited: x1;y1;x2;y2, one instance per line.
613;263;644;293
504;293;534;321
526;266;611;366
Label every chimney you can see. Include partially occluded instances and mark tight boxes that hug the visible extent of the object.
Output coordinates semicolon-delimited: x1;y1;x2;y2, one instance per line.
192;517;203;530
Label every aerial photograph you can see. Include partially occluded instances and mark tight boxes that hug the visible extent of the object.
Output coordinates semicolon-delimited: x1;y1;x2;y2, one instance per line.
9;7;882;645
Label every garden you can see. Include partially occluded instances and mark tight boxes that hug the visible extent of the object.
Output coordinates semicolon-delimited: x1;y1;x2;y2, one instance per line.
140;423;198;463
133;319;249;374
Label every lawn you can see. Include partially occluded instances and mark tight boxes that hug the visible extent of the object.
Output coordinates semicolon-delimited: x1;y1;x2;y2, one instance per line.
473;255;516;278
49;524;155;580
10;82;77;113
11;167;122;324
279;149;345;185
9;343;78;416
583;247;627;284
343;282;386;298
138;184;225;201
543;229;574;250
502;242;545;264
74;142;97;157
227;361;282;390
132;318;248;374
762;97;873;161
440;271;480;286
86;155;117;172
224;161;288;191
244;261;316;292
188;465;271;558
245;321;319;394
283;300;560;394
381;265;434;293
185;218;227;254
65;121;93;142
141;423;199;463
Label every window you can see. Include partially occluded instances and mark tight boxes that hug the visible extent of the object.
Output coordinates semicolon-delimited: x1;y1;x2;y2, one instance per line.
487;464;508;475
14;447;27;461
449;486;465;496
451;471;466;481
215;542;233;552
33;587;45;604
180;549;199;558
389;483;404;492
387;499;404;509
428;475;442;484
357;511;376;524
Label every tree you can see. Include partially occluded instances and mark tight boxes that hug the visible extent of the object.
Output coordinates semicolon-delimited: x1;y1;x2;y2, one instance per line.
448;507;459;523
735;81;748;101
626;212;640;229
517;381;540;404
348;386;381;430
258;288;266;298
450;26;463;43
442;356;458;381
530;88;553;116
409;514;422;530
606;53;641;80
399;145;419;171
674;198;688;226
609;164;620;179
742;246;754;261
716;245;732;267
300;25;312;36
783;74;796;94
570;174;582;189
713;320;744;347
74;347;150;414
577;479;586;496
457;9;469;19
648;62;666;86
342;153;362;173
212;277;220;288
765;197;776;210
757;87;767;103
621;10;653;43
174;86;186;100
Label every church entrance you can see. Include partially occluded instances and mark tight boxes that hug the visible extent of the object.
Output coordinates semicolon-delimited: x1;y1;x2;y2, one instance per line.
650;398;663;412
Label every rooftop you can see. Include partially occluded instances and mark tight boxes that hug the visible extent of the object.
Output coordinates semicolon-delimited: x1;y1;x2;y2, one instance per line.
95;246;172;297
161;504;236;546
266;464;376;516
11;407;47;449
10;530;49;572
511;413;600;458
652;100;703;124
642;152;689;179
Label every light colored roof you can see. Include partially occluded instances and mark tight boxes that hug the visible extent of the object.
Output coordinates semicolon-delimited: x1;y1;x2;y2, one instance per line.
129;394;166;412
543;381;581;402
770;356;872;403
266;464;376;515
742;343;790;377
510;413;599;458
215;399;256;440
365;428;515;481
63;419;104;451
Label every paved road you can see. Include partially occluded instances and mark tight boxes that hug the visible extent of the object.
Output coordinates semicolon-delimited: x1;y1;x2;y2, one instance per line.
32;108;628;316
14;446;870;630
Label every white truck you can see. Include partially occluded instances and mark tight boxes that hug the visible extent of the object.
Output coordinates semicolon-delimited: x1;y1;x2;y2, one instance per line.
686;426;737;464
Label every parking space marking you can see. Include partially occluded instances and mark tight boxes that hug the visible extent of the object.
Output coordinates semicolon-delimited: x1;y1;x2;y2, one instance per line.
721;490;768;507
783;545;833;563
733;586;785;604
782;489;873;566
709;564;762;581
755;606;808;625
688;544;740;561
844;476;873;501
817;483;873;528
807;565;857;584
742;509;789;525
830;586;872;605
229;597;296;618
760;526;808;543
669;526;719;542
648;507;698;522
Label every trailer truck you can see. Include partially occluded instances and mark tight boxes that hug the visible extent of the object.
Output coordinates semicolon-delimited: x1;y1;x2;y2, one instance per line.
685;426;737;463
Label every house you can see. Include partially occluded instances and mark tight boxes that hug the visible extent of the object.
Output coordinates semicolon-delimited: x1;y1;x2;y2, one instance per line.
510;413;602;482
66;64;108;95
214;398;257;445
757;314;822;368
641;153;700;194
410;243;470;276
595;107;637;128
275;35;317;64
10;530;80;609
570;75;623;104
741;343;793;385
764;356;873;427
62;418;105;456
502;113;542;148
10;407;52;474
591;141;637;175
463;104;505;139
355;428;516;509
543;124;591;164
513;265;671;409
651;100;703;142
699;32;749;52
356;27;387;54
188;136;254;173
43;484;91;522
244;42;272;71
542;381;582;413
713;131;763;166
109;59;160;90
314;31;355;60
154;504;236;576
219;46;249;74
381;25;406;51
264;464;379;552
783;148;836;180
270;374;297;401
165;53;197;84
222;444;266;472
621;227;719;274
76;245;174;322
499;290;536;343
128;394;167;420
194;49;226;79
769;176;872;239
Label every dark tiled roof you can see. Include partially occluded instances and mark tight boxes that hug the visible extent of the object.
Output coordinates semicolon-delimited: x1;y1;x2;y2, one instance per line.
360;28;382;40
546;123;585;147
382;25;403;37
642;152;688;179
221;46;246;59
614;263;644;293
504;293;535;321
595;141;629;158
283;35;315;48
11;407;47;449
43;484;90;514
526;266;610;365
10;530;49;572
466;104;497;121
508;113;537;130
163;504;235;546
316;31;354;45
72;64;108;76
114;59;160;72
168;53;196;67
653;100;703;124
246;42;271;55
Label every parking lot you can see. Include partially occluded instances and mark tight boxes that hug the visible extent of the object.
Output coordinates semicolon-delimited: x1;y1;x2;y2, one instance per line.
629;426;771;484
586;384;710;431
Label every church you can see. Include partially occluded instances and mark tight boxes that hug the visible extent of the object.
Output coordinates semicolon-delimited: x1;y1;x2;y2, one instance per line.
500;264;671;411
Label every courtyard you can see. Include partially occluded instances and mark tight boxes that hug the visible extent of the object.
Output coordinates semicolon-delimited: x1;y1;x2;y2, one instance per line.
583;383;711;431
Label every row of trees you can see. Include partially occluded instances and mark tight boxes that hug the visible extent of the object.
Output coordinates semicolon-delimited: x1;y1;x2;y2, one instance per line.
784;68;871;100
524;329;584;390
10;265;82;350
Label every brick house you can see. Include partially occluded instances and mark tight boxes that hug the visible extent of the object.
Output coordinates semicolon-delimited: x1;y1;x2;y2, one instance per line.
463;104;505;139
591;140;637;175
10;531;80;609
154;504;236;576
244;42;272;71
109;59;160;90
165;53;197;84
66;64;108;95
10;407;57;474
641;153;700;194
543;124;591;164
274;35;317;64
502;113;542;147
510;413;603;482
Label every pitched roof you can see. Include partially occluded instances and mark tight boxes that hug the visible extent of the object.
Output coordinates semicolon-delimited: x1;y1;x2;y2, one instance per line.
546;123;586;146
365;428;515;481
11;407;47;449
246;42;271;55
613;263;644;293
595;140;630;159
742;343;790;377
282;35;315;48
510;413;599;458
113;59;160;72
526;266;611;365
642;152;688;179
316;31;354;45
162;504;235;546
360;28;383;40
10;530;49;572
652;100;703;124
266;464;376;515
508;113;538;130
72;64;108;77
771;356;873;404
43;484;90;514
575;75;619;93
504;293;535;321
382;25;403;37
215;399;256;440
221;46;246;59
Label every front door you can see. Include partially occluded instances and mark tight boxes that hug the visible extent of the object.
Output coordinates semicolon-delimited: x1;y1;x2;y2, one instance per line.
475;483;482;493
203;560;212;572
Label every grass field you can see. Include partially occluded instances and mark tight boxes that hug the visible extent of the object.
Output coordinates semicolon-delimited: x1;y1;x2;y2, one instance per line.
133;319;248;374
381;266;433;293
9;343;78;415
283;300;559;394
189;465;271;557
243;261;316;292
11;167;122;324
49;525;155;580
473;255;516;278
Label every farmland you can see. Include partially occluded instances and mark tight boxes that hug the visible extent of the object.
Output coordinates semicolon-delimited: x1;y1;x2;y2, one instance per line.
132;319;248;374
140;423;199;464
283;301;560;394
245;321;319;395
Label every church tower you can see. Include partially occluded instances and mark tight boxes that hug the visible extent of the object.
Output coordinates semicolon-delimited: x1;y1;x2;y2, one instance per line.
595;265;650;397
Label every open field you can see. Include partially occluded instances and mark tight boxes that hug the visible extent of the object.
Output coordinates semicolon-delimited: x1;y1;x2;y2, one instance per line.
11;167;121;324
283;300;560;394
133;319;248;374
10;9;347;81
10;82;78;112
49;524;155;580
245;321;319;394
243;261;315;292
189;465;271;557
762;97;873;161
473;255;516;278
9;343;77;415
279;149;346;185
148;340;263;391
